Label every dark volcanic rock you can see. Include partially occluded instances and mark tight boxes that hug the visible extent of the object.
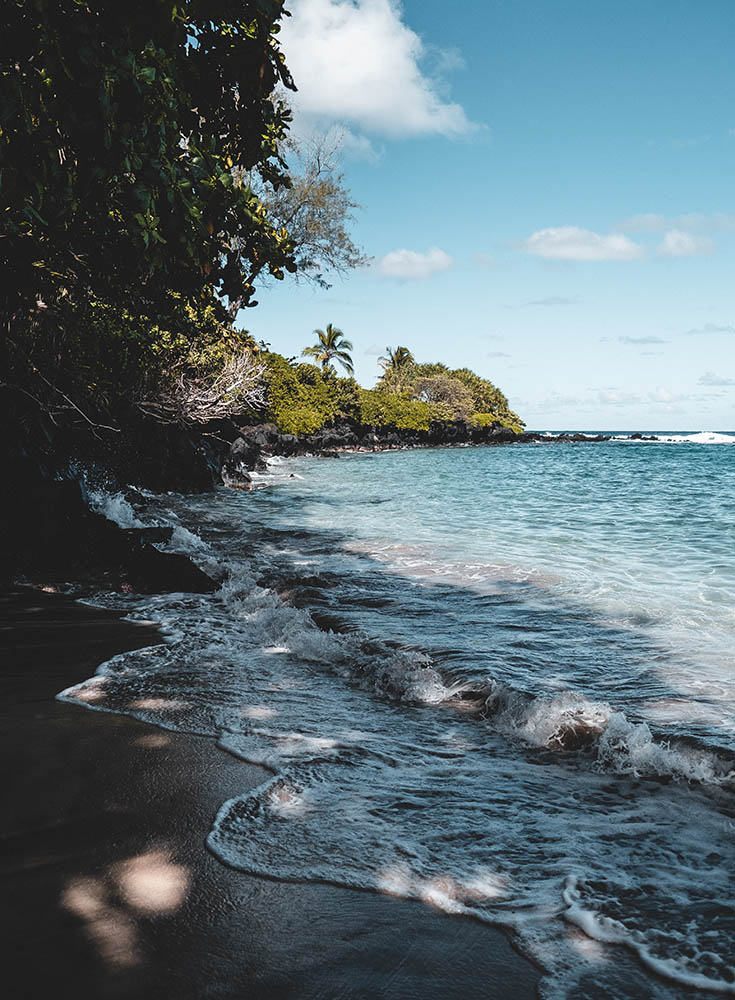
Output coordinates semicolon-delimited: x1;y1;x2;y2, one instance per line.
222;436;262;487
123;540;217;594
1;474;216;593
123;526;175;545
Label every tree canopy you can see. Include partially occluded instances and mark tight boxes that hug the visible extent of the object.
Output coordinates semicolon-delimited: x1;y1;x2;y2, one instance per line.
377;355;524;429
247;132;369;295
378;346;415;391
0;0;296;331
302;324;354;375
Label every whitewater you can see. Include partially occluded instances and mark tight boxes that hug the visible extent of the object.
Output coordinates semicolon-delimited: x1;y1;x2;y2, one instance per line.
62;433;735;997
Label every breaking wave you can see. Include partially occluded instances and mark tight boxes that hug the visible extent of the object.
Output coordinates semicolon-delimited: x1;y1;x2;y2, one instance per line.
61;460;735;997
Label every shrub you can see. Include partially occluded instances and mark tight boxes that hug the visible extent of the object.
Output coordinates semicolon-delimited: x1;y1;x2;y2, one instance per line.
262;353;335;433
470;412;497;427
358;389;434;431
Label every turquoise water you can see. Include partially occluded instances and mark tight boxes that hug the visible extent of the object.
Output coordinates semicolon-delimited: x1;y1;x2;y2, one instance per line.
68;436;735;997
264;437;735;747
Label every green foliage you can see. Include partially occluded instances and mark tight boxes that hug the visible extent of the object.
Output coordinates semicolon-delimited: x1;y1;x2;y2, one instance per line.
357;390;434;431
470;412;499;427
302;323;354;375
377;345;415;391
44;293;256;411
261;351;358;433
375;356;525;431
1;1;296;330
255;134;369;288
332;376;362;421
239;345;526;437
413;374;474;420
450;367;518;422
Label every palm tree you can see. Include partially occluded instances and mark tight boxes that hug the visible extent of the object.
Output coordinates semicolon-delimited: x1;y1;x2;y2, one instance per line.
302;323;354;375
378;345;415;390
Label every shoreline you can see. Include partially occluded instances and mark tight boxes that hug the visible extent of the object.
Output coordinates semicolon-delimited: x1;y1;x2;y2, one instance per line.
1;586;541;999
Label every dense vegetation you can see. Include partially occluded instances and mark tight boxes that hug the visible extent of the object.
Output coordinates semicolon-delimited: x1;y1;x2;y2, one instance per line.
0;3;523;437
257;345;524;435
1;1;295;413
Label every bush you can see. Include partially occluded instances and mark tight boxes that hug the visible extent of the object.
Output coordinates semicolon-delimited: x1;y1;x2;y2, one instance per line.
471;412;523;433
358;389;434;431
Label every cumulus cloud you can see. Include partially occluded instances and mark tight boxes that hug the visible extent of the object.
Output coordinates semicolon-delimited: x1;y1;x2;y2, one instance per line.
615;213;668;233
698;371;735;387
376;246;453;280
650;386;683;404
683;322;735;336
619;336;668;345
363;344;384;356
657;230;713;257
522;227;643;262
280;0;474;138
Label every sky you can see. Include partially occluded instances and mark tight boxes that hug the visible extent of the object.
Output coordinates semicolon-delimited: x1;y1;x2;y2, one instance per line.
241;0;735;430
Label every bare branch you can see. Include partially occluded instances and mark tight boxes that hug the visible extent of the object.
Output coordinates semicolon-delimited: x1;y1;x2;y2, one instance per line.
140;350;267;424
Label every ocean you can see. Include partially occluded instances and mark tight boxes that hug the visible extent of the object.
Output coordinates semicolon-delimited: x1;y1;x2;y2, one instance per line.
63;432;735;997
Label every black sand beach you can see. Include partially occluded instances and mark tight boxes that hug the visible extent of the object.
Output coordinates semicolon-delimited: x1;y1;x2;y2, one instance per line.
1;588;540;999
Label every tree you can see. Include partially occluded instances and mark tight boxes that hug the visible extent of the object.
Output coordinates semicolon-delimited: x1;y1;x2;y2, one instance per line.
413;374;474;421
378;345;415;391
243;131;369;296
302;324;354;375
0;1;297;362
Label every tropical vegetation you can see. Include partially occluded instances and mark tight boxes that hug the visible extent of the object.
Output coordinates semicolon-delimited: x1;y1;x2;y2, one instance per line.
258;341;524;436
0;2;361;423
302;324;354;375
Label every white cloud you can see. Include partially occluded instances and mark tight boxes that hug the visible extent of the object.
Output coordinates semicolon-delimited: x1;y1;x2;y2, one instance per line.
615;213;668;233
649;386;680;403
671;134;711;149
363;344;384;356
280;0;474;138
598;389;643;405
698;371;735;387
376;246;453;280
657;230;713;257
522;227;643;262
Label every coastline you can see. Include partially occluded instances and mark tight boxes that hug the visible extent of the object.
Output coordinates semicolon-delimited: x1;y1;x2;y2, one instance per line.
1;587;541;999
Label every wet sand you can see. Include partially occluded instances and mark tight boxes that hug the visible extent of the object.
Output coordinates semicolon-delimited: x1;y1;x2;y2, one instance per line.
1;588;540;1000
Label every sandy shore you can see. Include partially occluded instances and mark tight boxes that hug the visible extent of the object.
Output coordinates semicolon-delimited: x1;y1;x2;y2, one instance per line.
1;587;540;999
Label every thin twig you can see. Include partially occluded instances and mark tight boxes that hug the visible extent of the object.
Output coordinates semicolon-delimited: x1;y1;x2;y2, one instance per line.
31;367;121;434
0;380;59;423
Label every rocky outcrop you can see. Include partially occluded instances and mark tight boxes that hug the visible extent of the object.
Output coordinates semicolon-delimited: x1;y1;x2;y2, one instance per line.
1;388;219;591
219;420;611;476
1;475;216;593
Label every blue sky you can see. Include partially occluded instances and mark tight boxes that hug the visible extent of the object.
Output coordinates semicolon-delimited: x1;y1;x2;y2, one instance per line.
243;0;734;430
